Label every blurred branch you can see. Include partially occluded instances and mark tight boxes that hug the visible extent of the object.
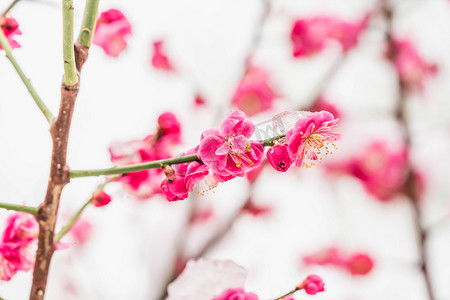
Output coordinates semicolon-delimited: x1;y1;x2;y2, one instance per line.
1;0;20;16
382;1;435;300
0;202;38;215
0;27;55;123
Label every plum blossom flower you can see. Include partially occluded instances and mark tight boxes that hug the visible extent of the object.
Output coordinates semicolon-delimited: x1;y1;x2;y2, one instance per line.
346;253;374;276
290;16;367;58
167;259;248;300
390;39;437;91
90;190;112;207
0;17;21;50
286;111;339;168
0;212;39;281
161;174;189;202
267;143;294;172
93;9;132;57
297;275;325;295
327;141;406;201
212;288;259;300
151;40;174;71
303;247;374;276
109;113;182;200
198;110;264;180
232;66;276;116
69;219;92;245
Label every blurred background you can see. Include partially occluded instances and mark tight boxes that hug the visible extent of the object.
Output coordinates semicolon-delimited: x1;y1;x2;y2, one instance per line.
1;0;450;299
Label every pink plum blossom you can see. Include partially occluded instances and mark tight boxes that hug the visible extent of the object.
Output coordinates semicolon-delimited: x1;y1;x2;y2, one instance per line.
198;110;264;180
161;175;189;202
327;141;407;201
297;275;325;295
231;66;276;116
390;39;437;91
109;113;182;200
346;253;374;276
69;219;92;245
157;112;181;143
151;40;174;71
91;190;112;207
93;9;132;57
286;111;339;168
0;17;21;49
0;213;39;281
267;143;294;172
212;288;259;300
290;16;367;58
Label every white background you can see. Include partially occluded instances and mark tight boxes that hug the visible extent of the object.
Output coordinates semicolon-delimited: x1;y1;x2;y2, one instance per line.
1;0;450;299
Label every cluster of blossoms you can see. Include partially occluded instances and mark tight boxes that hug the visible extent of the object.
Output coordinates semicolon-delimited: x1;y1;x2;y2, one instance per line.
109;112;182;199
303;247;374;276
160;110;339;202
0;16;21;50
0;213;38;281
231;66;277;116
326;141;408;201
167;259;325;300
290;15;368;58
93;9;132;57
388;38;438;91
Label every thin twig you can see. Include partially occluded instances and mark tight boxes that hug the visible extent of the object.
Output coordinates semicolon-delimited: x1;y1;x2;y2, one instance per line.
0;27;55;123
1;0;20;17
0;202;38;215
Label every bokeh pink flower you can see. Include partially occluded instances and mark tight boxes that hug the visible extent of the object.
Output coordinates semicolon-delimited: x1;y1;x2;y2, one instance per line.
232;66;276;116
0;17;21;50
151;40;175;71
93;9;132;57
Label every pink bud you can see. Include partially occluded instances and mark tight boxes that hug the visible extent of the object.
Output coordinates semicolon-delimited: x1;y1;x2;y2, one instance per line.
346;253;374;276
157;112;181;143
91;190;112;207
267;144;293;172
212;288;259;300
297;275;325;295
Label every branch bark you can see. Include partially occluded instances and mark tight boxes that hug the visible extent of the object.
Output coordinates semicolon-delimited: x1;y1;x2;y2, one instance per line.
28;0;98;294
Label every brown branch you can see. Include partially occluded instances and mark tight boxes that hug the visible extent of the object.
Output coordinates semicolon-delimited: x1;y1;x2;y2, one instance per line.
29;42;89;300
382;1;435;300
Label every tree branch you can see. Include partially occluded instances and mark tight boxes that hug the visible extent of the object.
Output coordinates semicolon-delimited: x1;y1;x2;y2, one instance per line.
0;202;38;215
62;0;78;86
29;0;95;298
1;0;20;17
0;27;55;123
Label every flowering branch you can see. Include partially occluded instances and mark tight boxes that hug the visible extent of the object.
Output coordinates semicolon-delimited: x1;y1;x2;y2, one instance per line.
62;0;78;86
0;202;38;215
0;28;55;123
1;0;20;17
70;134;287;178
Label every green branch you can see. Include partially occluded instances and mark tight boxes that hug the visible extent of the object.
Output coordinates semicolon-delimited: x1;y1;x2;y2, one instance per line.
1;0;20;17
70;134;287;178
0;202;38;215
77;0;99;47
70;154;201;178
62;0;78;86
0;28;55;123
54;199;90;242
